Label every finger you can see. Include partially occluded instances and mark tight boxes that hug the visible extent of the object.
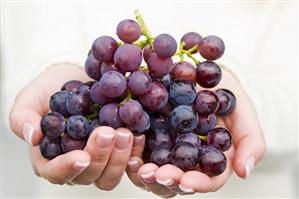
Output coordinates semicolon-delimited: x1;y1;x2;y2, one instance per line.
179;147;234;193
94;128;134;190
138;163;176;198
30;147;91;185
126;156;146;189
131;135;145;157
72;126;116;185
154;164;184;194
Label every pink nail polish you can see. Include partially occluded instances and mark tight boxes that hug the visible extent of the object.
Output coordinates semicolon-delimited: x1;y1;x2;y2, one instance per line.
127;159;139;173
141;171;156;184
115;131;130;149
156;178;174;186
96;131;114;148
73;161;90;171
179;184;195;193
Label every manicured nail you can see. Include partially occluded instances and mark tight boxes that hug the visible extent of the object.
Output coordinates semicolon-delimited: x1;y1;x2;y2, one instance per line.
115;131;130;149
73;161;90;171
156;178;174;186
96;131;114;148
179;184;195;193
127;159;139;173
133;135;143;147
22;122;35;146
245;156;255;178
140;171;156;184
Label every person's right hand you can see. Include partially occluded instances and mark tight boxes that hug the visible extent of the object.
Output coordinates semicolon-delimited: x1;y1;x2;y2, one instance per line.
9;63;145;190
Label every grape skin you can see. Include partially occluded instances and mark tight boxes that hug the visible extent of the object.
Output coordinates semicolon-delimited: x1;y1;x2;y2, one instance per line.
99;103;123;128
66;91;93;116
169;81;196;106
215;89;236;116
40;112;65;139
199;35;225;61
114;44;142;73
194;113;217;136
194;90;219;115
119;100;143;124
61;134;86;153
61;80;82;92
127;111;150;136
151;147;171;166
92;36;118;62
171;61;197;83
170;105;198;133
98;71;127;98
66;115;89;139
90;82;112;105
153;34;177;58
39;136;62;160
49;91;71;117
207;127;232;152
128;70;152;95
146;49;173;78
85;54;102;80
147;128;173;151
181;32;202;53
196;61;222;88
116;19;141;43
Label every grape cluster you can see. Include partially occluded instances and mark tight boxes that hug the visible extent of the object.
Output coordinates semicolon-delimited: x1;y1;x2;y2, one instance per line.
39;10;236;177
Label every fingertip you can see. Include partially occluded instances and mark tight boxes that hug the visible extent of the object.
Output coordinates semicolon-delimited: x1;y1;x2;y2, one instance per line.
138;163;158;184
180;171;212;193
155;164;183;186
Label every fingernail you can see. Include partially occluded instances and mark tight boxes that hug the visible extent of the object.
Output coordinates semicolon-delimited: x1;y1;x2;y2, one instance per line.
245;156;255;179
96;131;114;148
156;178;174;186
73;161;90;171
179;184;195;193
133;135;143;147
115;131;130;149
22;122;35;146
141;171;156;184
127;159;139;173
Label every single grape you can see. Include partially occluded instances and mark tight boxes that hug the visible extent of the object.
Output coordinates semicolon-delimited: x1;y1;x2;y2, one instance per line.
207;127;232;152
84;54;102;80
92;36;118;62
143;44;152;62
89;119;100;136
127;111;150;136
169;81;196;106
153;34;177;58
128;70;152;95
100;61;117;74
39;136;62;160
198;35;225;61
150;112;170;130
66;115;89;139
146;50;173;78
147;128;173;151
198;145;227;176
196;61;222;88
170;105;198;133
61;80;82;92
99;103;123;128
49;91;71;117
170;142;198;171
61;134;86;153
40;112;65;139
114;44;142;72
215;89;236;116
139;82;169;111
171;61;197;83
176;132;201;149
66;91;93;115
194;113;217;136
194;90;219;115
90;82;112;105
98;71;127;98
116;19;141;43
119;100;143;124
151;147;171;166
181;32;202;53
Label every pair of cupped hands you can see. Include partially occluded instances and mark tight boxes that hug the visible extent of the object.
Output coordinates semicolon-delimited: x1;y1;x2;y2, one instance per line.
9;63;266;198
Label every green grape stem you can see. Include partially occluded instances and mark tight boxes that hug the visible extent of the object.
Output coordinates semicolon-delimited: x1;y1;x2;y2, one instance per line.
135;9;154;48
198;135;207;141
120;89;133;105
87;111;98;121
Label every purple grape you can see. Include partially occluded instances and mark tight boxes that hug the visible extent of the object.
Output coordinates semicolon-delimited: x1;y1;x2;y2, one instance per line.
150;113;170;130
142;145;152;164
116;19;141;43
153;34;177;58
215;89;236;116
169;81;196;106
98;71;127;98
66;115;89;139
194;90;219;115
79;81;96;93
151;147;171;166
147;128;173;151
207;127;232;152
170;105;198;133
49;91;71;117
114;44;142;72
100;62;117;74
92;36;118;62
176;132;201;149
127;111;150;136
170;142;198;171
146;50;173;78
90;82;112;105
194;114;217;136
143;44;152;62
84;54;101;80
61;80;82;92
89;119;100;136
198;145;227;176
39;136;62;160
40;112;65;139
119;100;143;124
66;91;93;115
171;61;197;83
128;70;152;95
139;82;169;111
61;134;86;153
198;35;225;61
157;74;172;90
196;61;222;88
181;32;202;53
99;103;123;128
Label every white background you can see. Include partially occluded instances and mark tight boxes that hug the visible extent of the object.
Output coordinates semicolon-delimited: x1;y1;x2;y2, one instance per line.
1;1;298;198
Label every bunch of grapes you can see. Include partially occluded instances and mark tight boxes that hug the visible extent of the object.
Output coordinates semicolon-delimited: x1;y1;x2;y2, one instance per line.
39;10;236;177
